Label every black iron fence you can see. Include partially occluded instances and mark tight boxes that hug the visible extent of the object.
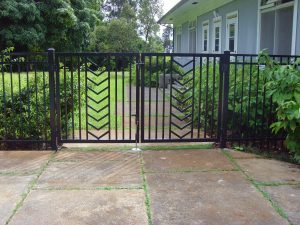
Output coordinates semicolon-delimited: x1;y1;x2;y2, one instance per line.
0;49;298;151
226;54;299;151
0;52;52;149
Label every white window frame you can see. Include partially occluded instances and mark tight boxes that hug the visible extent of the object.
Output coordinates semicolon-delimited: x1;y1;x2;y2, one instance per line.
202;20;209;53
257;0;298;54
176;26;182;53
212;17;222;53
292;0;299;54
226;11;238;53
188;20;197;53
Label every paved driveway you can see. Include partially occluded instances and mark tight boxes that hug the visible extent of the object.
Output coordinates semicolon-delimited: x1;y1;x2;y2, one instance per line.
0;148;299;225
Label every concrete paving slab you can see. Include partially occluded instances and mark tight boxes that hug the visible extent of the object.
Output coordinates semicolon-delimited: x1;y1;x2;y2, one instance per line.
143;149;235;172
10;189;148;225
0;151;51;174
54;151;139;162
237;158;300;183
226;149;261;159
263;185;300;225
36;159;142;189
147;171;289;225
0;175;34;225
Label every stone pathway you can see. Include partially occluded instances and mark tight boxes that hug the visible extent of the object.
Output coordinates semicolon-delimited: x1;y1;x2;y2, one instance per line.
0;148;299;225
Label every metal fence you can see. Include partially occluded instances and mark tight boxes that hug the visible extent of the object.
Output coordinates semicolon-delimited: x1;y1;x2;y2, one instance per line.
0;49;298;151
0;52;52;149
226;54;299;151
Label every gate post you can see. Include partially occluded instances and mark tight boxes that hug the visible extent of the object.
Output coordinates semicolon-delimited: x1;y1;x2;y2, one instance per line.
220;51;230;148
48;48;58;150
136;53;141;143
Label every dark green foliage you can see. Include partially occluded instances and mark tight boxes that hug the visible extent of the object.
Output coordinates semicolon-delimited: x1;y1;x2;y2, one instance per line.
0;71;78;148
0;48;80;148
90;0;163;53
0;0;100;52
89;19;142;53
260;52;300;163
0;0;44;51
0;0;163;53
39;0;100;51
0;76;50;147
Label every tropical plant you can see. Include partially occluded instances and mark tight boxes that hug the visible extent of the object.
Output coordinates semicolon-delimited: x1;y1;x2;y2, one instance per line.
259;52;300;162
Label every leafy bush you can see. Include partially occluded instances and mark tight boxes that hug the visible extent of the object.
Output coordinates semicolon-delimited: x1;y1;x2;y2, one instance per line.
0;52;80;148
259;52;300;162
0;75;50;148
175;60;271;138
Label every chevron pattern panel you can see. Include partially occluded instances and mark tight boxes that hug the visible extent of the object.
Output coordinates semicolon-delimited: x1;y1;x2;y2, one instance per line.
170;57;195;139
86;57;110;140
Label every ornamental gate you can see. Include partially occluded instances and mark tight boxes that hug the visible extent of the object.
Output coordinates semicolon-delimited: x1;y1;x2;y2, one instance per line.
54;52;228;146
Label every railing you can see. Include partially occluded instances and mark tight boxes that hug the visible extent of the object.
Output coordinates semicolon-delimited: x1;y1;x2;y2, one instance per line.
0;49;298;151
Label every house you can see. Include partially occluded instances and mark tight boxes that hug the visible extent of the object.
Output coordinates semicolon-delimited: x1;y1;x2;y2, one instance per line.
158;0;300;55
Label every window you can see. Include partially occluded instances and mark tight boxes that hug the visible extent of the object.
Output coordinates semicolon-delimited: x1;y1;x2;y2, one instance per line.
212;18;222;53
202;21;209;52
189;21;196;53
259;0;295;54
226;12;238;53
176;27;182;53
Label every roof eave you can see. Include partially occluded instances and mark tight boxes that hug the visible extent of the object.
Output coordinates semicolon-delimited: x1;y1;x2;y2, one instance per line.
158;0;188;24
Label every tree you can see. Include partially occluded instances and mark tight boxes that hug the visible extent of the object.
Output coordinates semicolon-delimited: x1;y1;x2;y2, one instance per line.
89;18;142;52
138;0;162;49
0;0;101;51
162;26;173;53
102;0;137;20
0;0;44;51
39;0;100;51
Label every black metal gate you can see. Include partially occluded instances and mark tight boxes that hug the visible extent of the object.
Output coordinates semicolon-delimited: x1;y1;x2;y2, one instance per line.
53;52;229;145
55;53;140;144
140;53;226;143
